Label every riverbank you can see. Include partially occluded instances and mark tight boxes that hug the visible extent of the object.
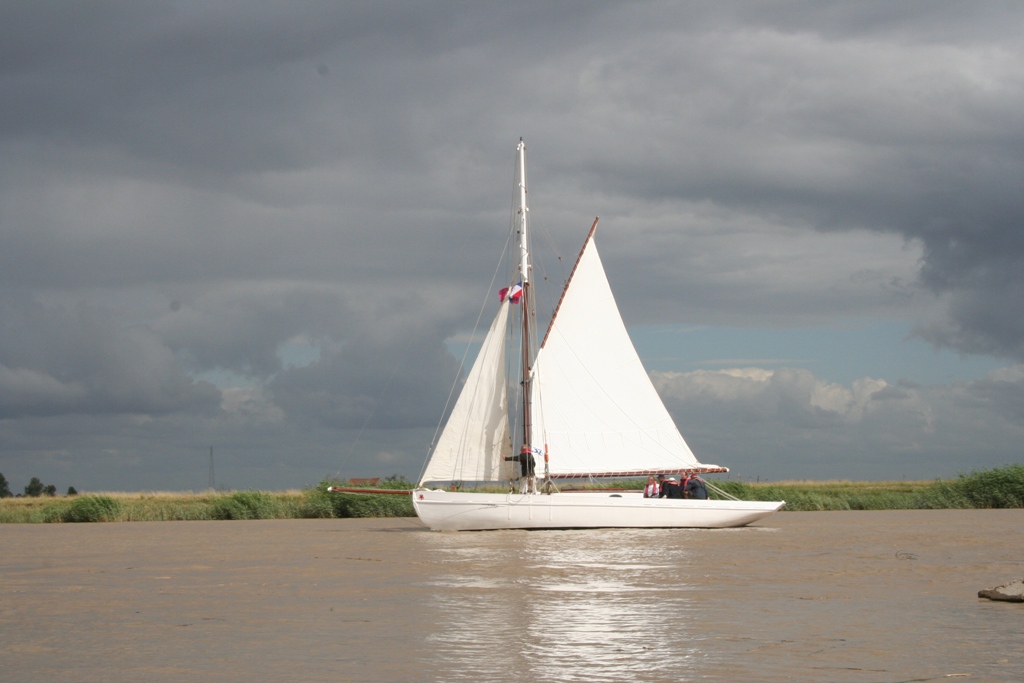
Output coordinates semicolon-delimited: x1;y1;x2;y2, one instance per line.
1;464;1021;522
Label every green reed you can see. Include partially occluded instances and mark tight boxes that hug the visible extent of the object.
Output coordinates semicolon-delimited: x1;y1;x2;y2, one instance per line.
712;463;1024;511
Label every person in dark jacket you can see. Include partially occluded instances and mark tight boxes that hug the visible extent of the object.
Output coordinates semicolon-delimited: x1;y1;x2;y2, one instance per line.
658;476;684;499
684;475;708;500
505;446;537;494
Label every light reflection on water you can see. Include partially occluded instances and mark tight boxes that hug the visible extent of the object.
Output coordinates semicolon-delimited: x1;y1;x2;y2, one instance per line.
419;529;704;682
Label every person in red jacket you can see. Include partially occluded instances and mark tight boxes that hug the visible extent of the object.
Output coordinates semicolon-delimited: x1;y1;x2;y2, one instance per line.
643;475;660;498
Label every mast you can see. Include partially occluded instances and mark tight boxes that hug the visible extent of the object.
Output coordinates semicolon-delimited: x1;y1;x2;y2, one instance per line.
512;140;552;491
516;139;532;455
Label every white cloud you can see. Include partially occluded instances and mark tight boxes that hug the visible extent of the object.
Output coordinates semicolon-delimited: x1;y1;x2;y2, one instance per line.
652;365;1019;481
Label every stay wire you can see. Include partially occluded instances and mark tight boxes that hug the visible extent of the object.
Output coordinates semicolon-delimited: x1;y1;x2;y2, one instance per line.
416;229;516;486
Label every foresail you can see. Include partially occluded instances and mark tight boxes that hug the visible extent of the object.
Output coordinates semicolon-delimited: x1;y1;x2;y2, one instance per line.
531;233;723;477
419;299;513;485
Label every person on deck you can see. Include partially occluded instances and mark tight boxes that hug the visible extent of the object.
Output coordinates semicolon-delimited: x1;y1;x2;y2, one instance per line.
658;476;684;499
679;473;691;496
643;475;660;498
505;446;537;494
685;475;709;500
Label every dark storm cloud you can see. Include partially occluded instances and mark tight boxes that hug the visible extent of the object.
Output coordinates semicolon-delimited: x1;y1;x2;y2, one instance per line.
149;277;463;430
153;282;349;376
1;2;1023;490
0;1;604;177
0;2;434;171
0;291;220;418
268;330;460;431
566;4;1024;361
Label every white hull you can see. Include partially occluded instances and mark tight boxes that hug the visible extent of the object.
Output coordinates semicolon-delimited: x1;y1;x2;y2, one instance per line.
412;489;785;531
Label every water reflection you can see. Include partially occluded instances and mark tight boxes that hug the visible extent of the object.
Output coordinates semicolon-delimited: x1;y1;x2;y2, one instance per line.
417;529;705;683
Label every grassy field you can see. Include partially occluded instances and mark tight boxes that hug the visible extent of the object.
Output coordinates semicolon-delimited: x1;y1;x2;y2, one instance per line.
2;464;1021;523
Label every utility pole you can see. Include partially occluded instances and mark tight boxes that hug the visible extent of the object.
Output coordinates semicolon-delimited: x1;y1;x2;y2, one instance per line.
208;446;215;490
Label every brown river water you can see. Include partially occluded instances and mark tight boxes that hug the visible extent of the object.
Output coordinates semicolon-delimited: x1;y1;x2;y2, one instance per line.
2;510;1022;683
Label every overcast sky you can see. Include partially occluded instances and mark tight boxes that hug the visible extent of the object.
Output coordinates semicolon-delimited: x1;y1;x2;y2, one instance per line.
2;2;1022;493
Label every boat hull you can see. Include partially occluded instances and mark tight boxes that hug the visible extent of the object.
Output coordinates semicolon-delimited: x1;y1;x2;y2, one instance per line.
412;489;784;531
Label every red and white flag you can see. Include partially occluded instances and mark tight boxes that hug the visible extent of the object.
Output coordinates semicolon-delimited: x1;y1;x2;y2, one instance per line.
499;282;523;303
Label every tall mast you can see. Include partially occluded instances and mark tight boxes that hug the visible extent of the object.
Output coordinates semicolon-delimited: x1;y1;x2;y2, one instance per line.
516;139;533;455
517;139;529;291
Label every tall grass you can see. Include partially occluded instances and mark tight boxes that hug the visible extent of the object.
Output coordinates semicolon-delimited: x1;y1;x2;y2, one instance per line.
63;495;123;522
210;491;283;520
713;463;1024;511
952;463;1024;508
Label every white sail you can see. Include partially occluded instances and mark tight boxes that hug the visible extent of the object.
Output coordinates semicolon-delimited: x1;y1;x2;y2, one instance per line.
531;231;722;477
419;299;513;485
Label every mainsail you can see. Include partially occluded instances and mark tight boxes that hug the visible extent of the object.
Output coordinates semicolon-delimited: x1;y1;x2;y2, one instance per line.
418;299;513;485
530;227;724;478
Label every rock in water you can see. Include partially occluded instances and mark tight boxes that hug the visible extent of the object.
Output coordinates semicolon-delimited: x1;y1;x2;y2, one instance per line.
978;579;1024;602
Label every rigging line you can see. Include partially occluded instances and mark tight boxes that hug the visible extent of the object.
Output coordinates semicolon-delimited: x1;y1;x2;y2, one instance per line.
505;148;522;290
525;209;570;327
703;479;741;501
416;228;516;485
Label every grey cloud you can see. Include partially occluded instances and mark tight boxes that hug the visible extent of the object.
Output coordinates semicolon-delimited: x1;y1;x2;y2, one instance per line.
269;331;459;431
951;367;1024;425
153;282;349;376
151;279;465;430
869;385;912;401
0;293;220;418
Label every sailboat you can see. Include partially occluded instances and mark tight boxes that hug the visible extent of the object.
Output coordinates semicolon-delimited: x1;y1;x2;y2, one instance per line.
412;139;784;531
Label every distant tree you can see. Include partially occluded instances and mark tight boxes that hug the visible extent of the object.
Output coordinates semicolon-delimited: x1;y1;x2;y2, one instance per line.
24;477;44;497
67;486;79;496
43;484;58;496
0;472;11;498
